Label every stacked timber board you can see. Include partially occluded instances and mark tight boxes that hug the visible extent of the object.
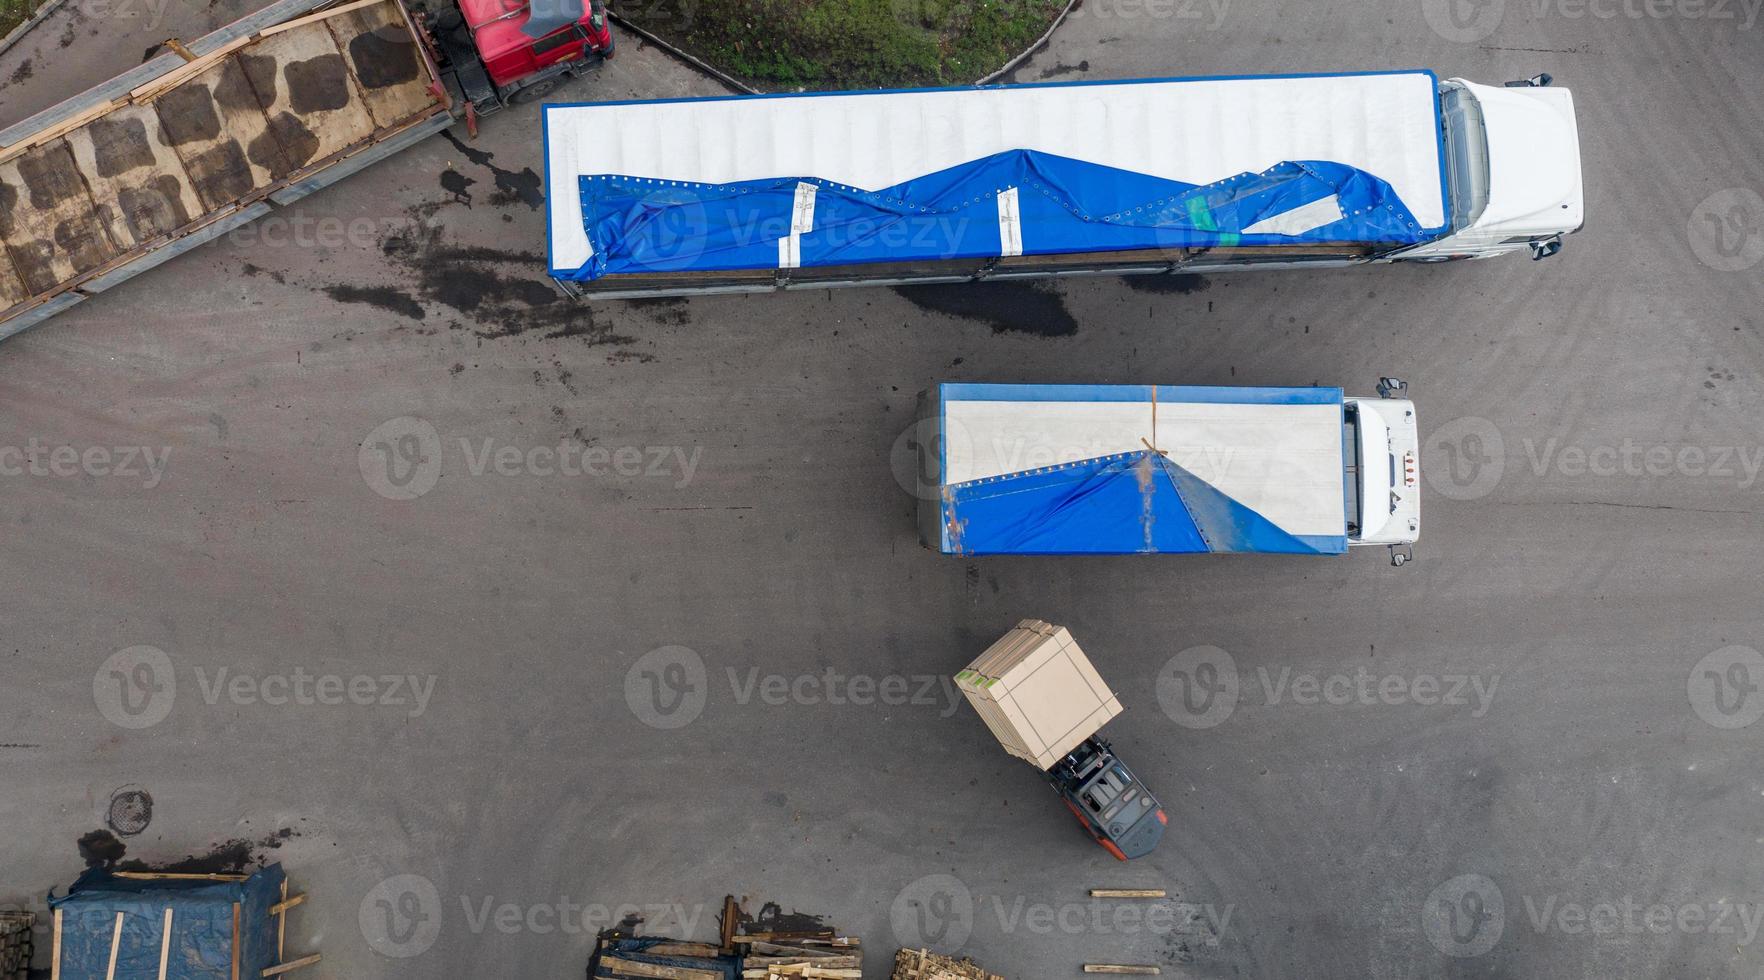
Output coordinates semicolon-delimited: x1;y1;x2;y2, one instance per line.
589;896;862;980
0;911;30;980
590;937;742;979
589;935;861;980
891;947;1004;980
737;937;862;977
0;0;446;323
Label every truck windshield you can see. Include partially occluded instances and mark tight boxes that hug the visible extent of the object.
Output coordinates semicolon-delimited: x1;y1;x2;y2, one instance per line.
1343;406;1363;537
1439;83;1492;233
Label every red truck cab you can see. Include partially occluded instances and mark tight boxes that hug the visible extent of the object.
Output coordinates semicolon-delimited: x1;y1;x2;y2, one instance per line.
421;0;612;111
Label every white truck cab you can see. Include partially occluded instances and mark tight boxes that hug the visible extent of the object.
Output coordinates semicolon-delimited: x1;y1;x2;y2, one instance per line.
1345;379;1422;565
1396;76;1585;262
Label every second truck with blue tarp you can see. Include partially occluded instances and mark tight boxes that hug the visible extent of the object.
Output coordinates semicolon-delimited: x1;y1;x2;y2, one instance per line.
914;380;1421;564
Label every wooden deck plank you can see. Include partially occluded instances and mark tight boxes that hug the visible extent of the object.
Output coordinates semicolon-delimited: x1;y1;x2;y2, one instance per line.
238;23;376;171
152;55;288;212
63;103;206;250
323;0;438;130
0;140;120;294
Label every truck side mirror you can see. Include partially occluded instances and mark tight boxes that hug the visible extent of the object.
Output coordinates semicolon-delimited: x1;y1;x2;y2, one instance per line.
1377;377;1408;399
1505;73;1553;88
1390;544;1413;567
1530;236;1563;261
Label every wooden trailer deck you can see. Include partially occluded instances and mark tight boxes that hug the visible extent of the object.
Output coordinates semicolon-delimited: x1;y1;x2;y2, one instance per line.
0;0;452;338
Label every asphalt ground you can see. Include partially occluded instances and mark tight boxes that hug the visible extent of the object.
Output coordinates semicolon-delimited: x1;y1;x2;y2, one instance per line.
2;1;1763;977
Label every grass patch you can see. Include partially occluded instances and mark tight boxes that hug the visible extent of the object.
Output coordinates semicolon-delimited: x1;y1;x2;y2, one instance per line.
0;0;48;41
614;0;1068;89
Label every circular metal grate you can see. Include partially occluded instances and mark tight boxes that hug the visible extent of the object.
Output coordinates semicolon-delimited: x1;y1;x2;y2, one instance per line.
106;787;153;837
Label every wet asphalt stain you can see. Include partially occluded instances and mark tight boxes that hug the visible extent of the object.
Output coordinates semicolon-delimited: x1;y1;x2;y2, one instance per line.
442;131;544;209
376;221;632;341
893;280;1079;337
1122;273;1211;294
730;900;835;938
623;297;690;325
8;60;32;84
1037;59;1091;79
241;262;287;285
77;829;127;867
324;284;425;321
440;169;475;205
77;828;298;872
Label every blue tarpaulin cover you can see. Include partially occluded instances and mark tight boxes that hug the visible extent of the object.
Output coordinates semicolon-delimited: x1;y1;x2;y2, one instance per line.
570;152;1429;280
48;866;284;979
544;72;1451;281
923;383;1351;556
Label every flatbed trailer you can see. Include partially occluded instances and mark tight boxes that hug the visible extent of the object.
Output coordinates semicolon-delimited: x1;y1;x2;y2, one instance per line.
0;0;454;340
0;0;613;342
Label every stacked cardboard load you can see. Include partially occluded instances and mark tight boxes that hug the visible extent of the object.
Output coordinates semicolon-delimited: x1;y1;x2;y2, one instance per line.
955;619;1123;771
891;947;1004;980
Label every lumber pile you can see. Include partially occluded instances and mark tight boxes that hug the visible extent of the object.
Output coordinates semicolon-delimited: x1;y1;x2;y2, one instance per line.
589;897;862;980
891;947;1004;980
724;895;860;979
591;937;740;979
738;938;862;978
0;912;31;980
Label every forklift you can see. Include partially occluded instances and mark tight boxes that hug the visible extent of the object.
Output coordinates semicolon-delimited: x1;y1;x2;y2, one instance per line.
957;620;1168;861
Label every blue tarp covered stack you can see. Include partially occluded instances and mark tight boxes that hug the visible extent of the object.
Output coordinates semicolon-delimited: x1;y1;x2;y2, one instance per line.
47;865;307;979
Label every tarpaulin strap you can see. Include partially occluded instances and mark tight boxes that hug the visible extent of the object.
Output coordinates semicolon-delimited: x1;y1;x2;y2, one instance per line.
778;181;817;269
996;187;1023;257
1141;386;1167;457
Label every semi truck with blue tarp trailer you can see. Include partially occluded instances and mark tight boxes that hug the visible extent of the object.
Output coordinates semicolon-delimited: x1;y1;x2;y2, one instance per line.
915;380;1421;564
543;70;1583;298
